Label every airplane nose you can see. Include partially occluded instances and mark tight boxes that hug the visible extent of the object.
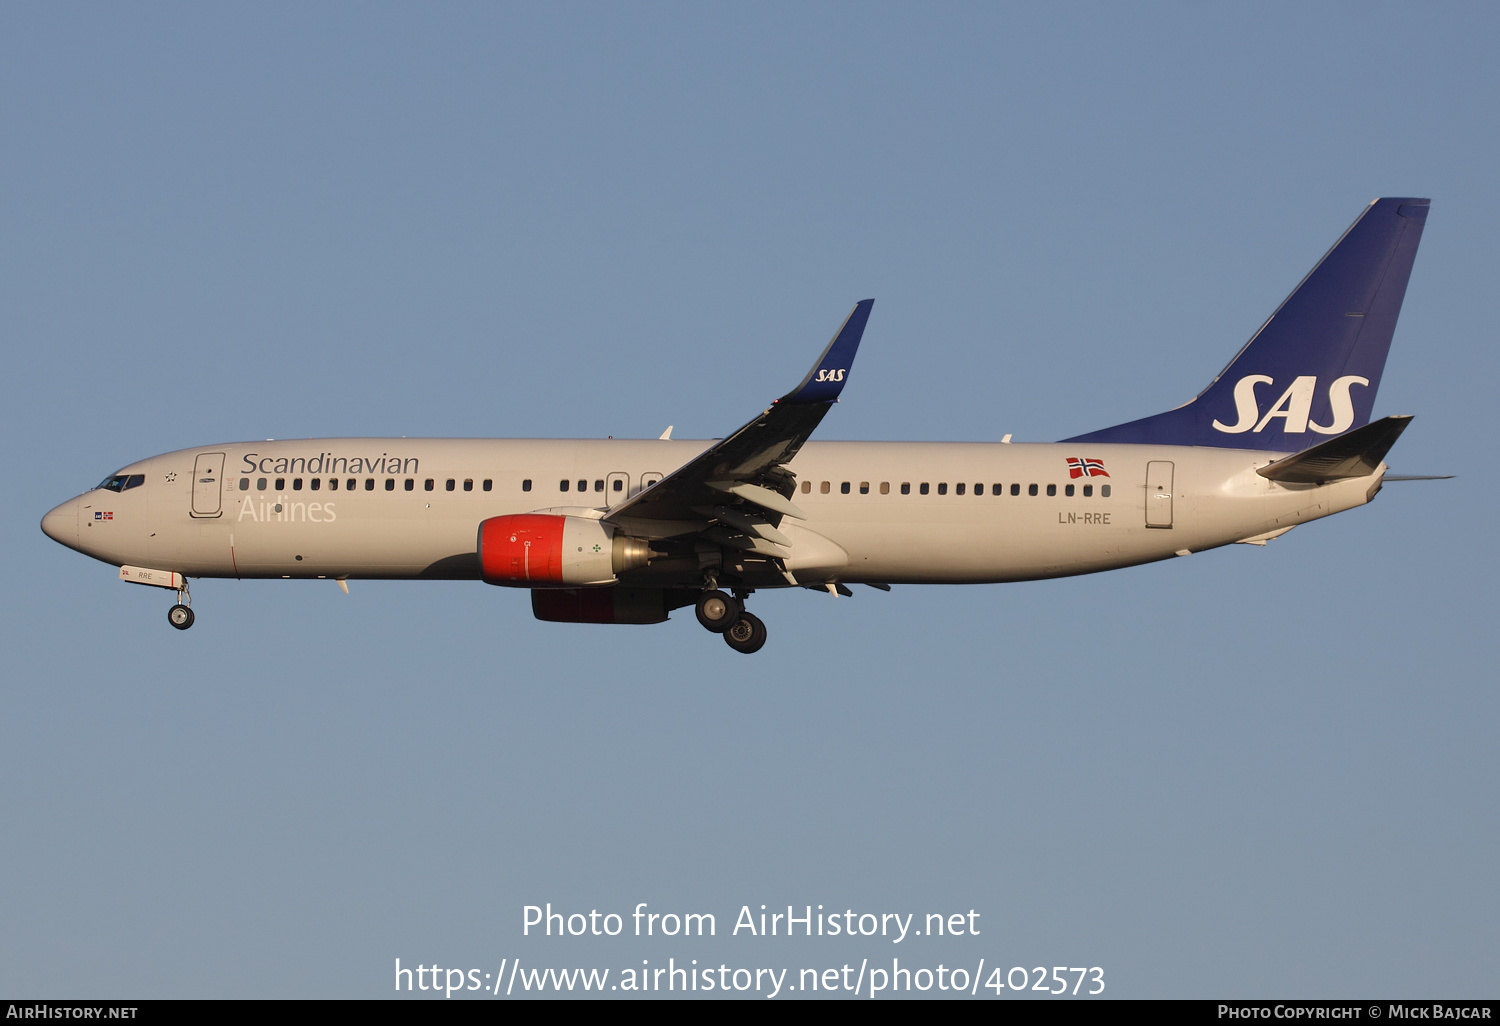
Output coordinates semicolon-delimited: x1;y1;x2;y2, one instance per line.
41;498;79;548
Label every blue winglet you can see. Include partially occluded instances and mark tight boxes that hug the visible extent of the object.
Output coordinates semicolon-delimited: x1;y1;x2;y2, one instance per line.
783;299;874;404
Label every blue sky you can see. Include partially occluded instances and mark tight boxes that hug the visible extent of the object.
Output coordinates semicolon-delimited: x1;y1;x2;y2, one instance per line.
2;2;1496;998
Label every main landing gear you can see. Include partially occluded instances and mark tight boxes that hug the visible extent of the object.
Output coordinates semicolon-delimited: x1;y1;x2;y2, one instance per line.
167;581;194;630
694;582;766;654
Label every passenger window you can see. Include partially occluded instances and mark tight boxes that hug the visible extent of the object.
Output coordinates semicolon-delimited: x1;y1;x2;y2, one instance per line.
820;481;830;494
993;484;1003;495
880;482;890;495
425;479;434;491
974;482;982;495
901;483;911;495
1065;484;1074;497
365;479;375;491
840;482;850;494
594;480;603;492
239;478;250;491
1028;484;1037;496
329;478;339;491
1011;483;1020;496
405;479;415;491
293;478;303;491
955;483;965;495
348;479;357;491
386;478;396;491
522;479;532;492
275;478;286;490
1101;484;1112;498
1083;484;1093;497
310;478;321;491
920;483;930;495
859;482;869;494
937;483;947;495
483;480;492;491
464;479;474;492
801;480;811;494
1046;484;1056;496
257;478;267;491
559;480;569;492
612;479;623;492
447;479;456;491
577;479;587;492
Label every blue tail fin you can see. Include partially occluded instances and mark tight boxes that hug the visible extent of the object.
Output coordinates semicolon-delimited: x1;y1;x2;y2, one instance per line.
1064;198;1429;450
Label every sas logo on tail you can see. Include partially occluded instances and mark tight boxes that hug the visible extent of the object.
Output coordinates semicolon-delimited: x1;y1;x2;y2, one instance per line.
1212;374;1369;435
813;368;847;382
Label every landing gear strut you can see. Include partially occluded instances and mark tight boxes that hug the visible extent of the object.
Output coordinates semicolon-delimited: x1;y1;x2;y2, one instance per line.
695;576;767;653
167;580;194;630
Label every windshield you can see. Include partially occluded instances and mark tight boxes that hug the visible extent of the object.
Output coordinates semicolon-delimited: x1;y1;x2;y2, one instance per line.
96;473;144;493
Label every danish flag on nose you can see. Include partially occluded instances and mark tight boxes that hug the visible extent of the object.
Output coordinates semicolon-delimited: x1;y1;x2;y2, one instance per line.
1066;457;1109;479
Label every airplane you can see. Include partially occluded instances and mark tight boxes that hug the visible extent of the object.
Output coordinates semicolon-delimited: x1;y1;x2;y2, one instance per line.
41;198;1438;654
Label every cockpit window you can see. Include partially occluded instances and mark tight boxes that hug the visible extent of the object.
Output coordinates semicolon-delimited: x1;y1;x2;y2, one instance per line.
96;473;146;492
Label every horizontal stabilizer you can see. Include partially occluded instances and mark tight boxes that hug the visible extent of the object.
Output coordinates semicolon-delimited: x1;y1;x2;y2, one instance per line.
1258;415;1412;483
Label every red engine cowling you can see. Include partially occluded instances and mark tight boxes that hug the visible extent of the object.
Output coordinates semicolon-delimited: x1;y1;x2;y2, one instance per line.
478;514;652;587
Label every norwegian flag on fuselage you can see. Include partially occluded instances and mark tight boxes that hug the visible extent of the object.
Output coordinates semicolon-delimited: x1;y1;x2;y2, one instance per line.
1066;457;1109;479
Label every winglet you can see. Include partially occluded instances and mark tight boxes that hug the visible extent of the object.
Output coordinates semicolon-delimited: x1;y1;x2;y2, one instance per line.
783;299;873;404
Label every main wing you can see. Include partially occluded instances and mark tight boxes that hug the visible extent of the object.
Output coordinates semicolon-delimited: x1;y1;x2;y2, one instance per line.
604;300;874;556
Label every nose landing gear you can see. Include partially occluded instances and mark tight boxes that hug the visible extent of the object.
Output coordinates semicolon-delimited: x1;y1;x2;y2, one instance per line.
167;581;194;630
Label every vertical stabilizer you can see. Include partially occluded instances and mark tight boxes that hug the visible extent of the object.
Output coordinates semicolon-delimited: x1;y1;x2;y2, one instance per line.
1065;198;1429;450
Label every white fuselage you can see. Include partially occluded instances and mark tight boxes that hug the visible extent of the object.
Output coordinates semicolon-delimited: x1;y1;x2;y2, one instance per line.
42;437;1383;586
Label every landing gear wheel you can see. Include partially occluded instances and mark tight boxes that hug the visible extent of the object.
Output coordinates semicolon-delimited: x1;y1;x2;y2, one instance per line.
167;604;195;630
723;612;767;654
695;589;741;633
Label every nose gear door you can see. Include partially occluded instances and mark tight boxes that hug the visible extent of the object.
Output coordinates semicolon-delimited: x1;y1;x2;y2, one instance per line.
191;452;226;518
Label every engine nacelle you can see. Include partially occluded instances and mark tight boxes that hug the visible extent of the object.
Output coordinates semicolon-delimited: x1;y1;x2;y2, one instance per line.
478;514;653;587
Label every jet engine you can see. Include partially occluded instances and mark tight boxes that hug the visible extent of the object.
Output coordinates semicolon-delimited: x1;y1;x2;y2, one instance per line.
477;514;653;587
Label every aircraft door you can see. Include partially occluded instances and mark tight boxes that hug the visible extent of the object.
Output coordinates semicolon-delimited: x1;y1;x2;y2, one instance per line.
191;452;226;518
1145;461;1173;528
606;472;630;508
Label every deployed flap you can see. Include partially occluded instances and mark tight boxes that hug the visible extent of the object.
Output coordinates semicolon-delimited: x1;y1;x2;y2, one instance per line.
1257;415;1412;483
605;300;873;527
